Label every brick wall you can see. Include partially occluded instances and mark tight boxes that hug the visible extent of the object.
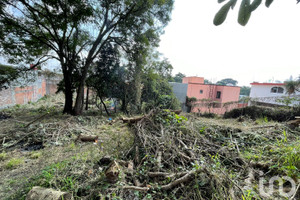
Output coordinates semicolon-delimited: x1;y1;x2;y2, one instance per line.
0;75;60;109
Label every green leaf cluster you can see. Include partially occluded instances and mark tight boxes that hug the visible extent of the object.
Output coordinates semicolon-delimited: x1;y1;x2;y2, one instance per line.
214;0;275;26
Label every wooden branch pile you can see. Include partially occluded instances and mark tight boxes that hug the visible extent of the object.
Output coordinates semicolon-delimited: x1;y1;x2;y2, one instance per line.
106;109;251;199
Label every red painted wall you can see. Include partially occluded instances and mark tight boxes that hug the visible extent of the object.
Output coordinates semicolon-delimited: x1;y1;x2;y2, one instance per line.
183;77;240;115
0;77;58;109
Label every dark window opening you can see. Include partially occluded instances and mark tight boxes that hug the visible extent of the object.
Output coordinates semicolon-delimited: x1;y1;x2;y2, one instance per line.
277;87;284;93
216;91;221;99
271;87;284;94
200;90;203;94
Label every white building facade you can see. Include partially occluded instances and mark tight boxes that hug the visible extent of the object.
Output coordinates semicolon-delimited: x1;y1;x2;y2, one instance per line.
249;82;300;107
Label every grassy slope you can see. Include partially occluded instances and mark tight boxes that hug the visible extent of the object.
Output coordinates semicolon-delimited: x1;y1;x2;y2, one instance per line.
0;95;133;199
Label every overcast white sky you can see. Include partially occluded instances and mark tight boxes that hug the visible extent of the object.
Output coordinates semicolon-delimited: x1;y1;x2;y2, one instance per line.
158;0;300;86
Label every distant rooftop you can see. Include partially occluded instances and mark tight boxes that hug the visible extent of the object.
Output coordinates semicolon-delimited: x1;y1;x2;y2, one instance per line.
250;82;285;86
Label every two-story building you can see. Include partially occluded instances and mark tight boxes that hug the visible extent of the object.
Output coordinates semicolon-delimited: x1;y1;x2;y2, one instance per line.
170;76;241;114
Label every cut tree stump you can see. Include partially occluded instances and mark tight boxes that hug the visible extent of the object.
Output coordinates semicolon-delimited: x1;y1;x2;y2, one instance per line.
26;186;73;200
105;160;121;183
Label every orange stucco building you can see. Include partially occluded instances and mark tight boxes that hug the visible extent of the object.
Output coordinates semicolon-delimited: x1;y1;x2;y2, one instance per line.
180;77;241;114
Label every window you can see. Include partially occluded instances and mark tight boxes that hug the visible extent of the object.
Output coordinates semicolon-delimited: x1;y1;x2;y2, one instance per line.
271;87;284;94
277;87;284;93
216;91;221;99
200;90;203;94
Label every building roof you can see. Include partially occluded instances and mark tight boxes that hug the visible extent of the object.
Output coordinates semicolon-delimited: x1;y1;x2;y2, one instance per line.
250;82;285;86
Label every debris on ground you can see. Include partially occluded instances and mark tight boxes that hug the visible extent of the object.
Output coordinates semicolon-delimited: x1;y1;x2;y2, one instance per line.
0;96;299;200
26;186;72;200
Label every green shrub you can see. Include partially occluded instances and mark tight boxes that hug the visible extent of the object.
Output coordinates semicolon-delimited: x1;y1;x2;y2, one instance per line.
0;152;7;161
224;106;300;122
5;158;24;169
200;112;217;118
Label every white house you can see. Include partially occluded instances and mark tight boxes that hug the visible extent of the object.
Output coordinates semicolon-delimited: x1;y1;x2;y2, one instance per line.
249;82;300;107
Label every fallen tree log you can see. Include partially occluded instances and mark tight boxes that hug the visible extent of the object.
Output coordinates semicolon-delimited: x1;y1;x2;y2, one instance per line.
76;135;98;142
172;110;182;114
287;118;300;129
121;116;144;124
121;109;182;124
123;185;149;191
26;186;72;200
160;170;197;190
160;168;205;191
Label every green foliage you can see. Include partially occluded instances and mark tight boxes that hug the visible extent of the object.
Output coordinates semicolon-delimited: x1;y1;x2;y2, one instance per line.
240;86;251;96
0;0;175;114
214;0;276;26
5;158;24;169
276;96;299;107
154;109;187;126
0;152;7;161
204;79;212;84
270;141;300;178
0;64;19;89
186;96;197;106
30;152;42;159
0;64;35;90
214;0;237;26
141;64;180;112
238;0;251;26
87;43;124;102
284;79;300;95
255;116;268;124
156;95;180;110
186;96;197;113
200;112;217;118
216;78;238;86
242;190;257;200
224;105;300;121
172;72;186;83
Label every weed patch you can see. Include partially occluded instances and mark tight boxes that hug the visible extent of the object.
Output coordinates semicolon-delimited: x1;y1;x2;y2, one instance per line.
5;158;24;169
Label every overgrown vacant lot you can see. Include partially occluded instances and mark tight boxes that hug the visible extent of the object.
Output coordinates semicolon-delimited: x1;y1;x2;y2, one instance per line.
0;95;299;200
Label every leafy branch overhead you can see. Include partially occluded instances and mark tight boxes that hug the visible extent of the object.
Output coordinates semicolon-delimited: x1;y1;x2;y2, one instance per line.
214;0;278;26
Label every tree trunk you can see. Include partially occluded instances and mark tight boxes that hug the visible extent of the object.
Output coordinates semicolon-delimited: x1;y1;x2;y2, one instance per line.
100;96;110;116
121;97;128;114
134;64;142;113
85;87;89;110
73;79;85;115
63;74;73;114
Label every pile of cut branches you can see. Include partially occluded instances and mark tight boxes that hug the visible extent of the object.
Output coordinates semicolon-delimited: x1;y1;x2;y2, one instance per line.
101;110;248;199
101;109;299;200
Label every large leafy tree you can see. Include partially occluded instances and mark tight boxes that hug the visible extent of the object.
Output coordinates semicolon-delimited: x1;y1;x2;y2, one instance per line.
86;42;124;115
0;0;174;115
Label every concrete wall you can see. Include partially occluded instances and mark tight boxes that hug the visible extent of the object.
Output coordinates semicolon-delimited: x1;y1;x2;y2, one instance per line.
182;77;204;84
169;82;188;111
0;75;60;109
